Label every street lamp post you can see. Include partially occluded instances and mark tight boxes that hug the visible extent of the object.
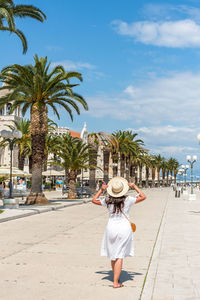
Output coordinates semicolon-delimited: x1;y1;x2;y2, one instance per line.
81;168;84;198
181;164;189;191
186;155;197;200
0;129;22;199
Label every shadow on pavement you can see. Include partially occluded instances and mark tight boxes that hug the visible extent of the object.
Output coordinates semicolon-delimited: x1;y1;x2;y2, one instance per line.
189;211;200;214
50;199;80;203
96;269;143;283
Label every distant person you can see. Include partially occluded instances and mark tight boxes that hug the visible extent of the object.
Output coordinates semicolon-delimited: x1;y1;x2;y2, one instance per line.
92;176;146;288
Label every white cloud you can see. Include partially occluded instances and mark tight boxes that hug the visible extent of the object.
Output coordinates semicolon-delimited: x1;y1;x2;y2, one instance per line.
142;4;200;22
52;60;95;71
86;71;200;126
84;71;200;161
112;19;200;47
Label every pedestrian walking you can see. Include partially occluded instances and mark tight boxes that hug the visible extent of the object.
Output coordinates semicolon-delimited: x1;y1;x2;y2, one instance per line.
92;176;146;288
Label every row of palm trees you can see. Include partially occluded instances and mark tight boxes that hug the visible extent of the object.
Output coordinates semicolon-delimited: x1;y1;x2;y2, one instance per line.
87;131;179;191
0;119;180;200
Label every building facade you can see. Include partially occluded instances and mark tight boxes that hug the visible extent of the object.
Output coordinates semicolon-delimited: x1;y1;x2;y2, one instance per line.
0;88;21;168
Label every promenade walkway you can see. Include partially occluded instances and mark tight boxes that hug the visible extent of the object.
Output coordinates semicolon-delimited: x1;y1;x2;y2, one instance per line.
0;188;200;299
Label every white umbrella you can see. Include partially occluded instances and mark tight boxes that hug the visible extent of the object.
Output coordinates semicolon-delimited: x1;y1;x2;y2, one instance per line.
0;167;31;177
42;169;65;176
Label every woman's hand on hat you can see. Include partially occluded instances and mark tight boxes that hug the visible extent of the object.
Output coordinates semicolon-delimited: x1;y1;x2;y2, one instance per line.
128;182;136;189
101;183;108;191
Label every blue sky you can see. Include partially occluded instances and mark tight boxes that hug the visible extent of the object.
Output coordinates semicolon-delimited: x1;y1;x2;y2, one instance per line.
1;0;200;170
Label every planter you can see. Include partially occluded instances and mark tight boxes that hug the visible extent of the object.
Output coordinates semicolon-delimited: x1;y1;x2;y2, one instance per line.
3;198;19;209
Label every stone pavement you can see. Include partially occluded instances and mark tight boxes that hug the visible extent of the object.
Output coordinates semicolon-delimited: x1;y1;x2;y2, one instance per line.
0;191;90;223
141;188;200;300
0;188;200;299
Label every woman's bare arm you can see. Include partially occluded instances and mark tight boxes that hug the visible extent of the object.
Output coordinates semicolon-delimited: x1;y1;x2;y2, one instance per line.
92;184;108;205
128;183;146;203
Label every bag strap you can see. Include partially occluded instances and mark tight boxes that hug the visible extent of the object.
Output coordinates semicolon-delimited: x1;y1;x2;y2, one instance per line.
121;210;132;224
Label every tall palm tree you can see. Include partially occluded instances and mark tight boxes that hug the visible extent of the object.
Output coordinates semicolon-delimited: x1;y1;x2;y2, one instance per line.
161;157;167;187
0;118;31;170
0;55;88;204
51;134;96;199
88;132;118;191
0;0;46;53
168;157;179;184
143;154;152;188
100;132;118;183
154;154;164;187
173;160;179;183
149;155;157;187
88;134;99;191
113;130;144;178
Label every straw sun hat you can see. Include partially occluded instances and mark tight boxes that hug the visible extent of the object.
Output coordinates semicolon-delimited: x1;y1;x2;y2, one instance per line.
107;176;129;198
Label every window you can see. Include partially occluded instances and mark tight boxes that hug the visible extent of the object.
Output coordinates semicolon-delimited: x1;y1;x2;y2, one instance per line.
0;107;4;116
6;103;12;115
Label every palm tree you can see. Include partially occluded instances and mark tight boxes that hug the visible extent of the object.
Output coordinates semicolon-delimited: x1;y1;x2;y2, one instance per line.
168;157;179;184
113;130;144;178
149;155;157;187
88;134;99;191
0;0;46;53
0;55;88;204
143;154;152;188
100;132;118;183
51;134;96;199
173;160;179;183
9;118;31;170
154;154;164;187
161;158;167;187
88;132;118;191
0;118;31;170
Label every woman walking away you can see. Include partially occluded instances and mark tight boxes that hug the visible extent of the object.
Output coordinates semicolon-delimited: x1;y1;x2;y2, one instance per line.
92;176;146;288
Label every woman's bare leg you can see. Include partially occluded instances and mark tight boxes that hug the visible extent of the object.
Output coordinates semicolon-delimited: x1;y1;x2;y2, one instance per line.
111;260;115;272
113;258;123;288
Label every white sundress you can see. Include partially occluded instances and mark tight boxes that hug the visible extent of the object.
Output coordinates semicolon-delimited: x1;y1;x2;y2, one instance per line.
100;195;137;261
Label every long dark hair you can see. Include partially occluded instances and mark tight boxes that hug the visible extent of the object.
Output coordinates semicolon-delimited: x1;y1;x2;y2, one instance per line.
105;195;126;214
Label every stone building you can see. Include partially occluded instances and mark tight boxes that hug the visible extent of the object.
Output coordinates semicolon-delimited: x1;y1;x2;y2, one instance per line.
0;88;21;168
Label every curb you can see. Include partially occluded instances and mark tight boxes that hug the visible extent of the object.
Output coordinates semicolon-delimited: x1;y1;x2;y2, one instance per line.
139;190;171;300
0;199;91;223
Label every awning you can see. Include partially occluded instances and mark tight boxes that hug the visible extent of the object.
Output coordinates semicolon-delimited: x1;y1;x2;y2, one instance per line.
42;169;65;176
0;167;31;177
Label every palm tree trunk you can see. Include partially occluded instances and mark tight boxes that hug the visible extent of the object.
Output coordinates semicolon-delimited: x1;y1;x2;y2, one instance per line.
174;171;177;183
162;169;166;187
139;165;142;187
134;165;138;184
29;154;32;173
65;168;69;185
120;153;125;177
18;151;25;171
125;156;130;181
89;148;98;192
166;171;169;186
25;104;49;204
43;151;48;171
145;167;149;188
103;148;110;183
68;170;77;199
152;167;155;187
129;164;134;182
157;168;160;187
